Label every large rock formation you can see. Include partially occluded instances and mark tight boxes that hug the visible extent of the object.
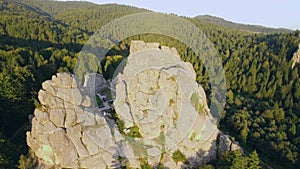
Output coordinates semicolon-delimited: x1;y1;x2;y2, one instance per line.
27;41;240;168
27;73;124;168
114;41;219;168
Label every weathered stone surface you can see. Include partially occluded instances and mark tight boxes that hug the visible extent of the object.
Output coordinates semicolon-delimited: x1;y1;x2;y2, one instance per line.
81;95;92;107
160;153;179;169
66;125;89;158
42;81;57;96
79;153;107;169
218;132;243;157
27;72;122;168
82;128;100;155
64;108;76;128
49;108;65;128
28;41;240;169
120;141;141;167
56;88;82;105
48;129;78;168
113;41;222;168
55;73;73;88
34;109;49;125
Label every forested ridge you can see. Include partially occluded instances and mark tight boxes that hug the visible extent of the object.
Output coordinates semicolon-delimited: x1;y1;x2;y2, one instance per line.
194;15;292;34
0;0;299;168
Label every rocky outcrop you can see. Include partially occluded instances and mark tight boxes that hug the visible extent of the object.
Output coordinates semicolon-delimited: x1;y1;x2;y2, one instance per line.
27;41;241;169
292;44;300;69
114;40;219;168
217;133;243;157
27;73;124;169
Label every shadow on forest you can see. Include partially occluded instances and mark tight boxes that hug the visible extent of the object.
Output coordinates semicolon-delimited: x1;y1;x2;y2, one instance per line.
0;34;84;52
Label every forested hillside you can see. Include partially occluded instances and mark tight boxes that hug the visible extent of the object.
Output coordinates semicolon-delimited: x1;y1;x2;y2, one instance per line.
194;15;292;34
0;0;299;168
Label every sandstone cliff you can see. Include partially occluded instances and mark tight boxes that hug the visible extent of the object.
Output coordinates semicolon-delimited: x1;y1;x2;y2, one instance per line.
27;41;241;168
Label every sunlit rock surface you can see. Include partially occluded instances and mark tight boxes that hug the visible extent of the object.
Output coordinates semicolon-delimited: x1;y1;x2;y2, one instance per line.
114;41;219;168
27;41;240;168
27;73;121;169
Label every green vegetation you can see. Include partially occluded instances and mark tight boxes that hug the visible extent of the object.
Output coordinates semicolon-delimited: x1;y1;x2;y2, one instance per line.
140;159;152;169
17;150;37;169
194;15;292;34
158;131;166;153
95;95;104;107
127;125;142;138
190;92;204;114
201;150;261;169
189;131;197;141
0;0;299;168
100;87;114;100
115;118;126;135
112;110;141;138
172;149;187;163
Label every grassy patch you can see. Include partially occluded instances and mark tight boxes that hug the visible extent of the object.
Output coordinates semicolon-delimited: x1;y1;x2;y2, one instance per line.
116;118;125;135
100;87;113;100
109;110;125;134
140;158;152;169
190;92;204;114
172;150;186;163
95;95;103;107
127;125;142;138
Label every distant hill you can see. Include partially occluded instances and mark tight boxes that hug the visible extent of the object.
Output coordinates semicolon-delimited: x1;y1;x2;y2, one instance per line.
21;0;149;33
20;0;291;34
194;15;293;34
21;0;96;15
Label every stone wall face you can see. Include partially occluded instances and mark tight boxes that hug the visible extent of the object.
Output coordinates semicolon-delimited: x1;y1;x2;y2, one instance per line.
114;41;220;168
27;73;123;168
27;41;240;168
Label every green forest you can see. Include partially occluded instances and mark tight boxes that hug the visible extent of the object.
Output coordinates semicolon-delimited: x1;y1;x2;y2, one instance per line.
0;0;300;168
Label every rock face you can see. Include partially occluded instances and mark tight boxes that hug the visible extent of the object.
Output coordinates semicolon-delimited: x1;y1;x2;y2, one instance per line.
27;41;241;168
114;40;219;168
27;73;123;169
292;44;300;69
218;132;243;157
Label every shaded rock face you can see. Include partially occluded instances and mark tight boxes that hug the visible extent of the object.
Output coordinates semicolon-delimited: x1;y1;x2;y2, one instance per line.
292;44;300;69
218;133;243;157
27;41;240;168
